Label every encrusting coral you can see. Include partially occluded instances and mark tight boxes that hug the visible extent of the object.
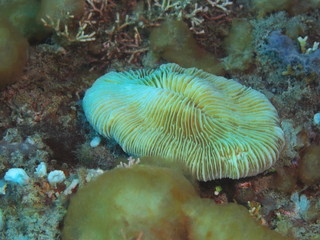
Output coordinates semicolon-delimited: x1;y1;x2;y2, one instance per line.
83;63;285;181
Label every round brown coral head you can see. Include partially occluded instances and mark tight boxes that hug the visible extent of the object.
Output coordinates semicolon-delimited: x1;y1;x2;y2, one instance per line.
83;63;285;181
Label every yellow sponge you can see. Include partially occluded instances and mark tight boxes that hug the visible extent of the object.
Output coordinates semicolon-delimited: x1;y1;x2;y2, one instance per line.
62;165;290;240
0;19;28;89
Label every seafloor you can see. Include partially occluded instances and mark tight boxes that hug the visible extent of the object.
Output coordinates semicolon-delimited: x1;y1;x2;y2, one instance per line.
0;0;320;240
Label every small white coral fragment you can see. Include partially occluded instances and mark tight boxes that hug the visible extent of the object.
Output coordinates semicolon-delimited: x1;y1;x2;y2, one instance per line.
291;192;310;219
63;179;79;195
90;136;101;148
4;168;30;185
85;169;104;182
117;156;140;168
313;112;320;125
297;36;308;53
48;170;66;186
35;162;47;177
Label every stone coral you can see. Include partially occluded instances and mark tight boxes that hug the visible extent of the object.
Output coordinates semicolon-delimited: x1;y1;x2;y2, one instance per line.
83;63;285;181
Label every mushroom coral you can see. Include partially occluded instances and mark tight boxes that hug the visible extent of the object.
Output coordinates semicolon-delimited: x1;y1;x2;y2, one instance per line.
82;63;285;181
